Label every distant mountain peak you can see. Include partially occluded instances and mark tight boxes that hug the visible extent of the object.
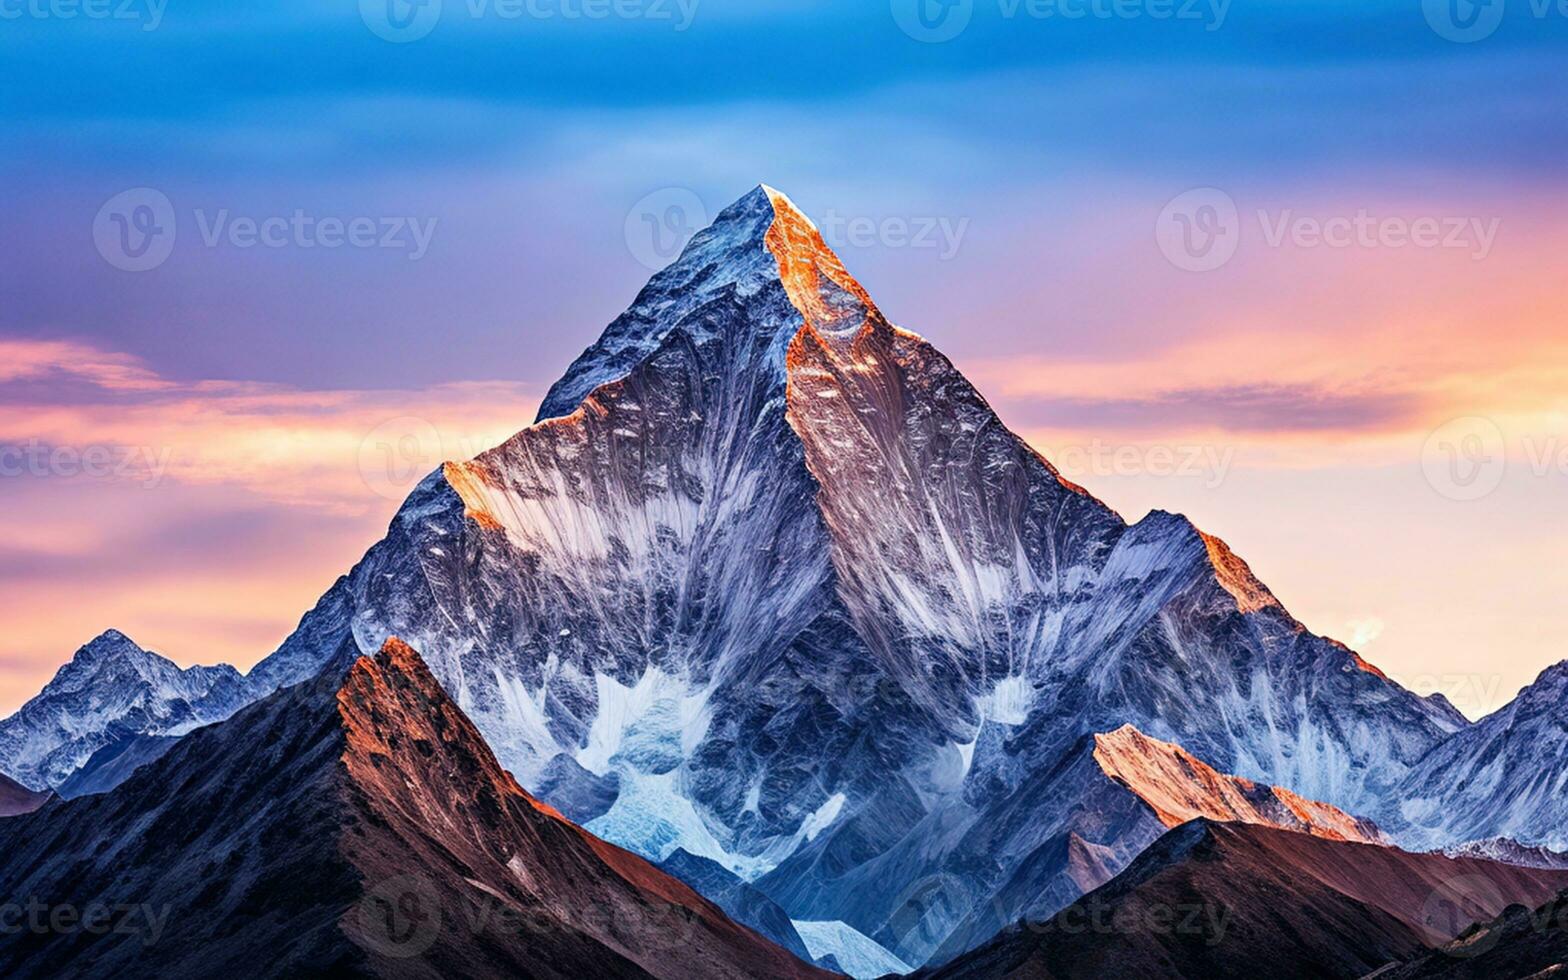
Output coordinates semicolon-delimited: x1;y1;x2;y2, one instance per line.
0;630;248;790
71;628;143;662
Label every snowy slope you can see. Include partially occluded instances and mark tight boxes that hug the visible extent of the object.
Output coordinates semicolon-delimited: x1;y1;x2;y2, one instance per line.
1387;660;1568;851
1441;837;1568;870
793;919;912;978
0;630;248;790
1091;724;1387;845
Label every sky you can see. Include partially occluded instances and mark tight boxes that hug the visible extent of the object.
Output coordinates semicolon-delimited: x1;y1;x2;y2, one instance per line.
2;0;1566;719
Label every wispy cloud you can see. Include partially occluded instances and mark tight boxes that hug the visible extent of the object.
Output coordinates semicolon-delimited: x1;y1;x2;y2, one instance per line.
0;338;538;513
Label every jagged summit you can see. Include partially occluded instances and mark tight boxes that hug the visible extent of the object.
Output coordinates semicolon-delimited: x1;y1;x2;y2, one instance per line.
1090;724;1386;844
535;184;878;421
0;631;247;791
70;628;140;661
1388;654;1568;850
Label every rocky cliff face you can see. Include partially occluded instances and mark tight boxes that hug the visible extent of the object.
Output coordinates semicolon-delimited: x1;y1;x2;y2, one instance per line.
218;185;1466;967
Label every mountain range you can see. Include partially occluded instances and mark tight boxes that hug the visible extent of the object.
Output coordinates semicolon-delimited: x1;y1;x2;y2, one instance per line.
2;185;1565;976
923;820;1568;980
0;637;827;979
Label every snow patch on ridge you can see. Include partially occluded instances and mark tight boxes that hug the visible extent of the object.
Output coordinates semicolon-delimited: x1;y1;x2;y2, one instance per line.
585;776;849;882
977;674;1035;726
792;920;913;978
576;668;711;776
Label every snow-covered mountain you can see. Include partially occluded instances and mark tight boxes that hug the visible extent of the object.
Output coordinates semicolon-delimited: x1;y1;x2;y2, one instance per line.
0;630;248;791
1387;659;1568;852
1441;837;1568;870
216;185;1468;967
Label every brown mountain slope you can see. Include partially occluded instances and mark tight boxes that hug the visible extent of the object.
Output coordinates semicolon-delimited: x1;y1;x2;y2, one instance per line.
0;638;829;980
922;820;1568;980
1369;888;1568;979
0;770;49;816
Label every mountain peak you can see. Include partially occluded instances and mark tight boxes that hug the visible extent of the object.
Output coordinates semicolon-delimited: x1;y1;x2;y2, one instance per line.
72;629;144;663
0;630;249;791
756;182;817;228
535;184;875;420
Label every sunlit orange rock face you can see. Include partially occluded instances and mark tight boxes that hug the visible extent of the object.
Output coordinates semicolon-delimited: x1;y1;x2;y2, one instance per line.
1091;724;1387;845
